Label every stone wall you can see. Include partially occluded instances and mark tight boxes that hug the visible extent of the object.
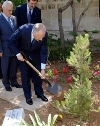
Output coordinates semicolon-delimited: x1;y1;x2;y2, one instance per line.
37;0;100;36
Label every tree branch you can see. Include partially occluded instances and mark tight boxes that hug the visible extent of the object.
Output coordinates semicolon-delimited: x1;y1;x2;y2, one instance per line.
71;1;77;32
58;0;73;12
76;0;93;30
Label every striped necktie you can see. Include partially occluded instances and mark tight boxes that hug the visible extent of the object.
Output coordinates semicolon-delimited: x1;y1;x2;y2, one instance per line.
28;9;31;23
8;17;14;30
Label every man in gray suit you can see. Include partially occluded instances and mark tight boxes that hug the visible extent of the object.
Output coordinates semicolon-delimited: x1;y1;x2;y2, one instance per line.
0;1;22;91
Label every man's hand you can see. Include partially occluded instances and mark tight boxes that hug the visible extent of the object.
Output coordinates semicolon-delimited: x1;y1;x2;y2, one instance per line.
40;69;45;79
17;54;24;61
0;53;2;57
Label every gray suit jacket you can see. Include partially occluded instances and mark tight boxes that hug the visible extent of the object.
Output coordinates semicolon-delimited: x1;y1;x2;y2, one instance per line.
0;13;17;56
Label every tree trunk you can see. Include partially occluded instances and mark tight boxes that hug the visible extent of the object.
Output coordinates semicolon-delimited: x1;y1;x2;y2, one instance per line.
76;0;93;31
71;1;77;42
58;10;65;56
58;0;73;59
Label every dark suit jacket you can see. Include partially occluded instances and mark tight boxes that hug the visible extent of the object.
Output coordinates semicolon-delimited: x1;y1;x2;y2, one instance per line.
14;3;42;27
8;24;48;64
0;13;17;56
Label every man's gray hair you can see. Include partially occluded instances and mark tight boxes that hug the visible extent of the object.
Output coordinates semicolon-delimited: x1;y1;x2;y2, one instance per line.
33;23;46;34
2;1;13;8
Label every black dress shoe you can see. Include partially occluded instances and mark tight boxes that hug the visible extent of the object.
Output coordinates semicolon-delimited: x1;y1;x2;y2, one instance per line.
26;99;33;105
11;83;22;88
0;75;2;79
5;87;12;91
37;95;48;102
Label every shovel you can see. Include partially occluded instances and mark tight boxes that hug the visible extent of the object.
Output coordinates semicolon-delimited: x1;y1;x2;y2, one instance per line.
20;51;62;95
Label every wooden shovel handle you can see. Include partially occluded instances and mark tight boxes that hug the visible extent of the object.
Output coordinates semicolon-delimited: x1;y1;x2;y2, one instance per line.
25;60;42;77
20;51;51;86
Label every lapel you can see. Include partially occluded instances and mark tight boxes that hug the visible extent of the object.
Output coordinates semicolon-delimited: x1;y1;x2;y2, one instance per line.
1;14;13;31
31;38;42;50
31;7;37;20
25;24;33;48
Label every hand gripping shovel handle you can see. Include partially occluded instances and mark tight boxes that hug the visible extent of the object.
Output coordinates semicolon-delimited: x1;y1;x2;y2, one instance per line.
20;51;51;86
25;60;51;86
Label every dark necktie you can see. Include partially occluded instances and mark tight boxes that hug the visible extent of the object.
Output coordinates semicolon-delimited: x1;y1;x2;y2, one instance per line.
28;9;31;23
31;38;35;46
8;17;14;30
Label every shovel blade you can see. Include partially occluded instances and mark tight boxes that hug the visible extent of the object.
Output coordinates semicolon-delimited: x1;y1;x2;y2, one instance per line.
47;82;62;95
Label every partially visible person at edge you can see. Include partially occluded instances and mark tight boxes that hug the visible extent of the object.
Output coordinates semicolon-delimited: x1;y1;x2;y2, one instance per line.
8;23;48;105
0;1;22;91
14;0;42;27
0;2;2;79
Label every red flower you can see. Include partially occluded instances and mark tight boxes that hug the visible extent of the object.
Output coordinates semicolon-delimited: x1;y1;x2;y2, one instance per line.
67;77;73;83
53;69;58;75
53;75;58;82
93;72;98;76
97;70;100;74
62;68;67;73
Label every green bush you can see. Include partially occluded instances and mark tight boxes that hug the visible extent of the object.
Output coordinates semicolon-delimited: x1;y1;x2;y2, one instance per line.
54;34;94;121
0;0;26;11
48;33;73;61
11;0;26;10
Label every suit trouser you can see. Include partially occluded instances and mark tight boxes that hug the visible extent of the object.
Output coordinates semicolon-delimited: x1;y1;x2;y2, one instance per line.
0;58;2;77
1;56;17;88
19;60;44;100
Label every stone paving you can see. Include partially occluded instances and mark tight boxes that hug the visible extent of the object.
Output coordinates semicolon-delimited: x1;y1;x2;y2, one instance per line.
0;79;52;111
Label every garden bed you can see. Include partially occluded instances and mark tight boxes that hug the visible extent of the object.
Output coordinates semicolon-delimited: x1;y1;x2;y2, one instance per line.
0;52;100;126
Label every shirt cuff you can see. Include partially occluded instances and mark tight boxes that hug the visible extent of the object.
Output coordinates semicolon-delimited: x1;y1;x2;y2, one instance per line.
16;53;20;56
41;63;46;69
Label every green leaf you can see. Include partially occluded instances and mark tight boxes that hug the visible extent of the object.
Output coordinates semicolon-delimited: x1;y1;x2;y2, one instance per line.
42;121;47;125
29;114;37;126
92;30;100;33
51;114;58;126
83;30;89;33
21;119;30;126
47;114;51;126
34;111;42;125
77;0;81;3
69;31;78;37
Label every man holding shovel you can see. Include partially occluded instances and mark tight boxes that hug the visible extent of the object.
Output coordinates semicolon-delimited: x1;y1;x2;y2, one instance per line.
8;23;48;105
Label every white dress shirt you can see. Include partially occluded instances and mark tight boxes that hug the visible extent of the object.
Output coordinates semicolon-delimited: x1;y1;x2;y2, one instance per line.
2;13;13;27
27;4;33;18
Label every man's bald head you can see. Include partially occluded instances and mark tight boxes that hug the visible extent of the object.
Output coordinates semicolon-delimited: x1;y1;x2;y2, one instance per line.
34;23;46;33
2;1;13;17
33;23;46;41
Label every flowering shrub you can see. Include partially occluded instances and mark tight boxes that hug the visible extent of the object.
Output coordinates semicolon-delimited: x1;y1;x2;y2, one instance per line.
46;65;74;84
91;62;100;80
93;70;100;80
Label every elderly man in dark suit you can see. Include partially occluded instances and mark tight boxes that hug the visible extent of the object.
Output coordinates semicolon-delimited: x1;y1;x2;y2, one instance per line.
0;1;22;91
8;23;48;105
15;0;42;27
